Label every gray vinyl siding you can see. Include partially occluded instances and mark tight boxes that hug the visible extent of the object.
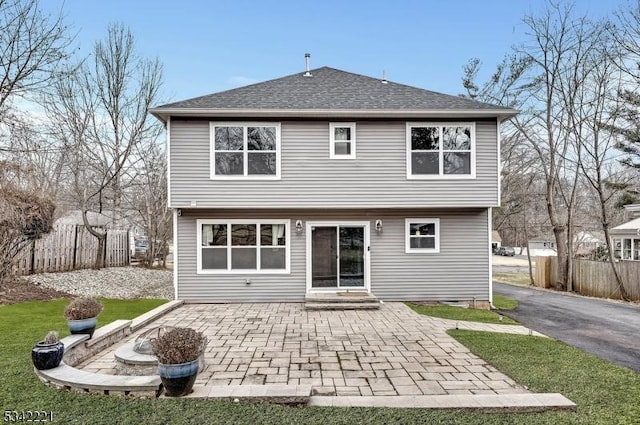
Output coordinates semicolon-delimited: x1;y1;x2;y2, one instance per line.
169;119;499;208
176;208;490;303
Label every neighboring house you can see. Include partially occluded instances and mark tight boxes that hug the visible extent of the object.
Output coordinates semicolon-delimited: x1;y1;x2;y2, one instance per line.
573;230;604;256
55;210;112;228
526;236;557;257
55;209;145;258
491;231;502;252
149;64;517;304
528;237;556;251
526;231;604;257
611;203;640;261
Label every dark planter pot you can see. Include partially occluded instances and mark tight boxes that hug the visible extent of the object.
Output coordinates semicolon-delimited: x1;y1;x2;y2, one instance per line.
157;359;199;397
31;341;64;370
67;317;98;338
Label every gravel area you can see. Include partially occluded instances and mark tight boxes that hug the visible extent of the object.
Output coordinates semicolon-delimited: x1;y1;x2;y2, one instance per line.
26;267;174;300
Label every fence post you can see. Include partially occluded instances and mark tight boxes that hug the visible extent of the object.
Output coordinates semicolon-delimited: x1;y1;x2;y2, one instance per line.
72;225;79;269
29;239;36;275
126;232;131;265
103;230;108;267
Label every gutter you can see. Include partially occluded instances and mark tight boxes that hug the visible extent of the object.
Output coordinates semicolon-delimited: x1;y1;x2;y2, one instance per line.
148;107;519;124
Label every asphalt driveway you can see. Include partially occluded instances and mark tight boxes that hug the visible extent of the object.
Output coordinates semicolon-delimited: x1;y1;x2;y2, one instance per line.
494;282;640;373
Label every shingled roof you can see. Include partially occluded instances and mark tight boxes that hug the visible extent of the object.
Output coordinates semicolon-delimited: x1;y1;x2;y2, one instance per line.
150;66;517;121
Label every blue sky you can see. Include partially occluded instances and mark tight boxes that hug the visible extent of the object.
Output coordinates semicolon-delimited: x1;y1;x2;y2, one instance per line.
41;0;618;104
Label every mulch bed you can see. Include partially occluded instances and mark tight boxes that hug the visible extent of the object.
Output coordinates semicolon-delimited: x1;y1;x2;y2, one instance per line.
0;276;72;305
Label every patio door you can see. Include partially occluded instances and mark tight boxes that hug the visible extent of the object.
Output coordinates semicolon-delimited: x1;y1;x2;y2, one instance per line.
307;222;370;291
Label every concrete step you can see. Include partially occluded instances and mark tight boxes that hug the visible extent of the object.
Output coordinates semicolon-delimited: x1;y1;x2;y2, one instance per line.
305;292;381;310
35;362;161;397
305;302;381;310
305;293;379;303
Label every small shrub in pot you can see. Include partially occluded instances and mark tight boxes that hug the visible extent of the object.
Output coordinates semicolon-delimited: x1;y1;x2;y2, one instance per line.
32;331;64;370
63;297;103;338
63;297;103;320
152;327;207;396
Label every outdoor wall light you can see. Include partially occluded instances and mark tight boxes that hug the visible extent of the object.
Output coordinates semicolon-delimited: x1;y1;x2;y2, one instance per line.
375;219;383;233
295;220;303;233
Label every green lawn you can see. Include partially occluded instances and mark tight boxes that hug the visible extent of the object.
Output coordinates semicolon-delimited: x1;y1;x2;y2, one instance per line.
406;295;519;325
493;294;518;310
493;272;532;286
3;298;640;424
448;330;640;424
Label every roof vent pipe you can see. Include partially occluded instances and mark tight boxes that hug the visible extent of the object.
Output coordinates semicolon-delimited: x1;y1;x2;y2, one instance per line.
303;53;312;77
382;70;388;84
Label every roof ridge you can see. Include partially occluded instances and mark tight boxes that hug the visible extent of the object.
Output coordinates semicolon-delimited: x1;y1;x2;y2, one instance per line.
316;66;463;99
161;66;341;107
152;66;517;116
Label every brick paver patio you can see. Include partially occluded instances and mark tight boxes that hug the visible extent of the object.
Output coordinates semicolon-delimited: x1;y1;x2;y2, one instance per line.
80;302;543;397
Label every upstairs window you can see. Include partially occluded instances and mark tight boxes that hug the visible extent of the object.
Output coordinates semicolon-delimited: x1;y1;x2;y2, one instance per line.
407;123;475;178
211;123;281;179
330;123;356;159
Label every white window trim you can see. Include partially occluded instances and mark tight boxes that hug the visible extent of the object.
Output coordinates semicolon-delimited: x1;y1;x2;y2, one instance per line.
613;236;640;261
197;219;290;274
405;218;440;253
329;122;356;159
406;122;476;179
209;122;281;180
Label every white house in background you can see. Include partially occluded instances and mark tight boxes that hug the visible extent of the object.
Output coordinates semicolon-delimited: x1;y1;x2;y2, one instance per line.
149;63;517;305
611;203;640;261
55;210;112;228
54;210;145;258
573;231;604;256
526;231;604;257
526;236;557;256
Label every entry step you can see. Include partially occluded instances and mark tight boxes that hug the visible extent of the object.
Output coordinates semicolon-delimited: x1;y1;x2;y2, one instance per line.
305;292;381;310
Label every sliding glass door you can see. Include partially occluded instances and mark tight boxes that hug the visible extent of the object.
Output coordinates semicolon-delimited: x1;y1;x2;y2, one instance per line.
311;225;366;289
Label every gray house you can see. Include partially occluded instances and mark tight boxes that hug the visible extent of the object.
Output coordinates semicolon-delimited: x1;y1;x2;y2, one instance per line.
150;65;517;307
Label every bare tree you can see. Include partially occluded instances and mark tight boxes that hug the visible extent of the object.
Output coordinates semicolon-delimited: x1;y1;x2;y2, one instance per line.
0;0;73;206
128;141;171;267
610;2;640;172
464;3;608;290
87;24;163;229
569;29;631;299
43;23;163;269
518;4;603;290
43;61;106;264
0;0;71;121
0;111;70;196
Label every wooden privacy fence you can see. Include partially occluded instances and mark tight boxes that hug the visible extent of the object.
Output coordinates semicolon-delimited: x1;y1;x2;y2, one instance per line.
536;256;640;301
13;225;130;276
534;256;548;288
533;256;557;289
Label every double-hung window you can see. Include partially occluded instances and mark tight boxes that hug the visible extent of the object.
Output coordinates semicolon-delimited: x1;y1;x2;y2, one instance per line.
407;123;475;178
329;123;356;159
198;219;290;273
211;123;281;179
405;218;440;253
613;237;640;260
